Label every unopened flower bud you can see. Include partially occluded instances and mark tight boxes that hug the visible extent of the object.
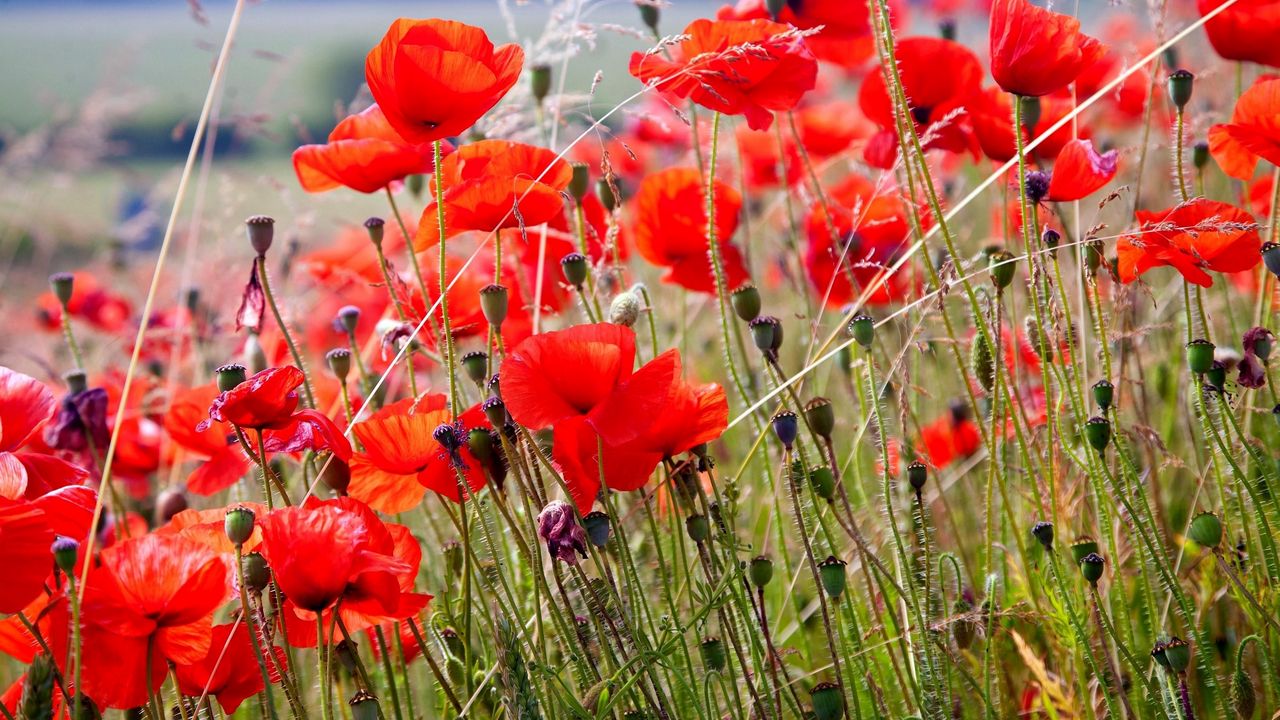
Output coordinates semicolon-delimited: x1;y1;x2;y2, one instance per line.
609;290;641;327
530;64;552;106
1019;95;1042;132
442;541;464;578
241;551;270;592
699;637;726;672
596;177;618;211
989;249;1016;290
809;465;836;500
155;488;188;524
749;555;774;588
320;456;351;495
216;363;247;393
971;333;995;392
245;215;275;256
569;162;590;202
1188;511;1223;549
685;513;711;542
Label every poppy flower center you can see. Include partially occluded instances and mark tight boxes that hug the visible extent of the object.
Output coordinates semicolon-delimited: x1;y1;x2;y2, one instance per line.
910;106;932;125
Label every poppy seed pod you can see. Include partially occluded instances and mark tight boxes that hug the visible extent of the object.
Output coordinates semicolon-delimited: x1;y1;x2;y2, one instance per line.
245;215;275;256
215;363;247;393
939;18;957;40
531;63;553;106
1083;416;1111;453
1206;360;1227;391
583;511;611;548
482;396;507;428
989;250;1016;290
467;428;495;464
337;305;361;335
50;272;75;307
805;397;836;438
461;351;489;384
809;465;836;500
771;411;799;450
596;177;618;211
569;161;590;202
1161;636;1191;674
1192;139;1210;169
749;315;783;355
730;284;762;322
561;252;589;288
479;283;509;327
749;555;774;588
1079;552;1105;585
1167;69;1194;110
225;506;256;546
1024;170;1050;204
326;348;352;381
241;552;271;592
1092;379;1114;411
1188;511;1223;549
52;536;78;574
686;513;711;543
1185;338;1215;374
440;626;465;660
1070;536;1099;564
349;690;380;720
810;681;845;720
63;369;88;395
907;461;928;495
848;313;875;349
1031;521;1054;551
699;637;726;672
407;173;425;199
818;555;848;599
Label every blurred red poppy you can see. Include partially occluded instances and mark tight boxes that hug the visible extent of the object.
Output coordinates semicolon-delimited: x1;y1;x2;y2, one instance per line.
989;0;1105;97
36;272;132;334
1198;0;1280;68
197;367;352;461
970;87;1080;162
629;18;817;131
174;622;287;714
365;18;523;144
1116;199;1262;287
804;174;916;307
1208;77;1280;181
1044;138;1119;202
715;0;900;69
293;104;439;194
632;167;750;294
920;404;982;468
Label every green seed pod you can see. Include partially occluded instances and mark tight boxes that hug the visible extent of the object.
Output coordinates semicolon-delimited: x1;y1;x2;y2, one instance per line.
326;348;352;381
441;626;465;660
1188;511;1223;549
461;350;489;384
215;363;247;393
1070;536;1099;564
1031;521;1054;551
771;411;799;450
749;315;783;355
49;272;75;307
818;555;848;599
1092;379;1114;411
63;369;88;395
749;555;774;588
848;313;875;349
1079;552;1105;586
686;514;711;543
907;461;928;495
561;252;589;288
636;0;660;33
241;551;271;592
349;690;380;720
1083;416;1111;453
699;637;726;672
1233;667;1256;719
1192;140;1210;170
805;397;836;439
809;466;836;501
765;0;787;19
245;215;275;257
406;173;425;199
479;284;509;327
1163;636;1191;674
224;506;256;547
1167;69;1194;110
1018;95;1042;132
1262;242;1280;280
1206;361;1227;391
569;161;590;202
971;333;994;392
596;177;618;211
810;681;845;720
988;249;1016;290
482;397;507;428
467;428;495;464
583;511;611;548
20;653;55;720
363;217;385;246
1186;338;1215;375
939;18;957;40
731;284;761;322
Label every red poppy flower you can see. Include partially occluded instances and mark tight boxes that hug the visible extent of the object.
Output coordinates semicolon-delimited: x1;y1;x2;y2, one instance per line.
628;18;817;131
165;385;252;496
157;503;267;557
293;104;439;194
174;622;287;714
970;87;1081;162
858;37;984;168
716;0;901;69
402;239;532;349
1208;77;1280;181
551;417;663;512
35;272;132;334
198;367;352;461
0;500;55;615
414;140;572;250
1043;138;1119;202
79;534;228;709
792;101;876;159
631;167;750;294
623;365;729;460
365;18;524;144
502;323;680;447
1198;0;1280;68
736;124;802;190
0;367;88;499
348;395;491;511
919;404;982;468
1116;199;1262;287
301;221;411;288
0;591;67;665
988;0;1105;97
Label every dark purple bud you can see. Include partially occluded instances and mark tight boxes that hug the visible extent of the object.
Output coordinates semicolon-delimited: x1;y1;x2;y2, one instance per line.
1024;171;1050;204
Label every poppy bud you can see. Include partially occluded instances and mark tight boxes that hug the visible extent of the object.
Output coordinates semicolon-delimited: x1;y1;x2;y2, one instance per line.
804;397;836;439
155;488;188;524
810;681;845;720
749;555;774;588
479;284;509;327
1233;667;1256;719
1167;69;1194;110
749;315;783;355
730;284;762;322
569;161;590;202
225;506;256;546
482;396;507;427
1188;511;1222;549
320;456;351;495
583;511;611;548
771;411;799;450
349;690;379;720
530;63;552;106
939;18;957;40
971;333;994;392
1092;379;1114;411
609;290;642;328
1185;339;1215;375
699;637;726;672
1083;416;1111;453
1204;360;1227;391
765;0;787;19
1041;226;1061;251
467;428;495;465
440;626;465;660
848;313;875;349
538;500;589;565
52;536;78;574
685;513;711;543
363;217;386;246
988;250;1016;290
245;215;275;256
461;351;488;384
50;272;75;307
216;363;247;393
336;305;361;335
1192;140;1210;169
1161;636;1191;674
1080;552;1105;585
818;555;848;599
63;369;88;395
241;552;271;592
907;461;928;495
1024;170;1050;204
560;253;589;289
1031;521;1054;551
1070;536;1099;564
636;0;660;32
242;332;268;375
809;465;836;500
596;177;618;211
326;348;352;381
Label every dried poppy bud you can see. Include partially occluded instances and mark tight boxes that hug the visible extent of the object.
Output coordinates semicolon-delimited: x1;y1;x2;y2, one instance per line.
818;555;848;599
1188;511;1223;549
1167;69;1194;110
326;348;352;381
805;397;836;439
568;161;589;201
810;681;845;720
989;249;1017;290
561;253;589;289
1031;521;1054;551
1070;536;1099;564
1185;339;1215;375
582;511;611;548
49;272;75;307
1083;416;1111;453
530;64;553;106
224;506;256;546
537;501;588;565
479;284;509;327
1092;379;1114;411
245;215;275;256
1080;552;1105;585
771;411;799;450
461;351;488;384
809;466;836;500
731;284;761;322
52;537;78;574
749;555;774;588
848;313;875;349
699;637;726;672
216;363;247;393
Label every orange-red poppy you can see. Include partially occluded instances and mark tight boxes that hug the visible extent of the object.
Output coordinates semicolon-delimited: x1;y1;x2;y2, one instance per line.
715;0;900;69
970;87;1081;162
365;18;523;144
1116;198;1262;287
198;366;352;461
631;167;750;294
989;0;1105;98
628;18;817;131
1198;0;1280;68
1208;77;1280;181
804;174;916;307
174;622;287;714
165;385;252;496
1043;138;1119;202
293;104;439;194
919;404;982;468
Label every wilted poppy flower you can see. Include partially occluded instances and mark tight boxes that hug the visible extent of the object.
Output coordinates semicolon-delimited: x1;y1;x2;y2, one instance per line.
0;367;89;499
365;18;524;144
43;386;109;456
414;140;572;250
631;167;750;294
174;622;287;714
804;174;916;307
536;500;589;564
989;0;1105;97
197;366;352;460
293;104;439;194
716;0;900;68
858;37;984;168
1208;77;1280;181
165;385;252;496
629;18;817;131
1116;199;1262;287
1198;0;1280;68
348;395;491;512
1238;326;1274;389
502;323;679;447
1041;138;1119;202
79;534;228;708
